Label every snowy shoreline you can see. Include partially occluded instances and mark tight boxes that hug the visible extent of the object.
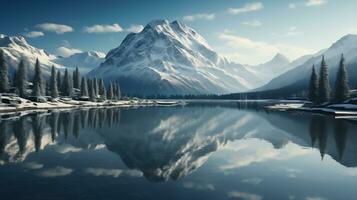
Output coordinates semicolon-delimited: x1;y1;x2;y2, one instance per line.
265;101;357;117
0;98;166;115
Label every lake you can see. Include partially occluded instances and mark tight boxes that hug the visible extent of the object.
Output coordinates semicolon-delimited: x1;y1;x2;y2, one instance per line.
0;101;356;200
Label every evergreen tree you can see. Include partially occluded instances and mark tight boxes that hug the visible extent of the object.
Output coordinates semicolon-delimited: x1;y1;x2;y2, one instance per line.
113;84;117;100
56;71;61;94
63;69;72;96
16;60;27;97
73;67;80;89
50;66;58;98
80;77;88;96
0;50;9;92
334;54;349;102
33;81;41;96
318;56;331;104
308;65;319;105
98;78;106;98
89;79;96;101
107;82;114;100
33;59;43;95
93;78;98;97
102;88;107;100
87;78;91;93
69;73;73;96
116;84;121;100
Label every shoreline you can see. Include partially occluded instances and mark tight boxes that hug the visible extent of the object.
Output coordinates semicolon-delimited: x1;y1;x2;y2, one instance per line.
0;99;161;115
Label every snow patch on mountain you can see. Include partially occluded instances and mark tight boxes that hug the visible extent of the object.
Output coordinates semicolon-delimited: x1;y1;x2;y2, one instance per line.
89;20;258;95
53;51;105;74
256;34;357;92
0;34;64;77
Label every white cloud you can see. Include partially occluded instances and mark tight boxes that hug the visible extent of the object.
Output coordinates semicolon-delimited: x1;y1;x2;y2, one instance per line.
85;168;143;178
289;3;297;9
38;166;73;177
183;13;215;21
272;27;303;37
242;20;262;27
54;144;82;154
227;191;262;200
25;31;44;38
24;162;44;170
217;139;310;170
36;23;73;34
182;182;215;191
126;24;144;33
305;0;327;7
242;178;262;185
56;47;82;57
124;169;143;177
85;168;122;178
228;2;263;14
305;196;327;200
217;33;313;64
84;23;123;33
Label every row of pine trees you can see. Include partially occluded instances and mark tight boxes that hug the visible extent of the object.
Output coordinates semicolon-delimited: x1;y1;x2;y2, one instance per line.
308;54;349;105
0;50;121;101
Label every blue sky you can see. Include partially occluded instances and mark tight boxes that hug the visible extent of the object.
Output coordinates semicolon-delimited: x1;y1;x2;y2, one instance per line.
1;0;357;64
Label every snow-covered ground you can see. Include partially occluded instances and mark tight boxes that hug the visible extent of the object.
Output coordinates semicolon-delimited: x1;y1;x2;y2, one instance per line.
0;96;177;114
265;100;357;117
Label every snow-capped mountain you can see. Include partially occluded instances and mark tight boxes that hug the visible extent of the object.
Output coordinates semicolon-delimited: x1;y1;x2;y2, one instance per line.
256;34;357;93
0;34;63;77
88;20;258;95
53;51;105;74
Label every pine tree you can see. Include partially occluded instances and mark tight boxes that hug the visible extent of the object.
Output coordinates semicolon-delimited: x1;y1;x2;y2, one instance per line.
113;84;117;100
80;77;88;96
116;84;121;100
334;54;349;103
33;81;41;96
107;82;114;100
69;74;73;96
73;67;80;89
102;88;107;100
93;78;98;97
16;60;27;97
63;69;72;96
33;59;43;95
308;65;319;105
89;79;96;101
98;78;106;98
318;56;331;104
0;50;9;93
56;71;61;95
50;66;58;98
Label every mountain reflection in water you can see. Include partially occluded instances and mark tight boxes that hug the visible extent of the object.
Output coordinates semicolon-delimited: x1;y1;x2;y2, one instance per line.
0;102;357;200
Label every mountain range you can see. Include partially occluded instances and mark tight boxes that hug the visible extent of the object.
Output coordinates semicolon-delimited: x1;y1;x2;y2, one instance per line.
0;34;105;77
1;20;357;96
255;34;357;96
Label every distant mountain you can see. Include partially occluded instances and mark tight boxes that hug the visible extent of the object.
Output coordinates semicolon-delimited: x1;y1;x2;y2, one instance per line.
256;34;357;94
88;20;260;95
53;51;105;74
0;34;63;77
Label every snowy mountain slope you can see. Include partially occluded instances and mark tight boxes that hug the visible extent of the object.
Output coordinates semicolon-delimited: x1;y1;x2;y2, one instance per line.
53;51;105;74
256;34;357;93
244;53;291;87
88;20;259;95
0;34;64;77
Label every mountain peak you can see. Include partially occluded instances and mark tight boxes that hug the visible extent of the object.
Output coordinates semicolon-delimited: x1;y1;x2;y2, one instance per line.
272;53;289;63
88;20;253;95
147;19;170;28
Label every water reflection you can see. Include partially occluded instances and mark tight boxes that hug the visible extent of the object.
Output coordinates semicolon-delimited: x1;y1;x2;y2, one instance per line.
1;104;357;199
0;105;356;181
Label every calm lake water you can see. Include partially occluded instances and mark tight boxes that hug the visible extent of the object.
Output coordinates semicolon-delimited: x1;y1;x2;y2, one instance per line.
0;101;357;200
